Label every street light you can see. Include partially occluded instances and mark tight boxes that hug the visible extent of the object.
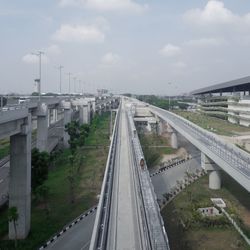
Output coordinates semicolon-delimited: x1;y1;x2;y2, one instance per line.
32;51;44;101
56;65;63;94
66;72;72;94
168;82;172;110
73;76;77;93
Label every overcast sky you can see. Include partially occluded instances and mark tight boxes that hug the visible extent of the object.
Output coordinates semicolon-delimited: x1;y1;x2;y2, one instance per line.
1;0;250;95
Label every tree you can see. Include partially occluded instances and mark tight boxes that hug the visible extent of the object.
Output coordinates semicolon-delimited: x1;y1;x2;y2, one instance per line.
67;155;77;204
34;184;50;217
0;96;7;107
31;148;50;189
65;121;90;152
8;206;19;248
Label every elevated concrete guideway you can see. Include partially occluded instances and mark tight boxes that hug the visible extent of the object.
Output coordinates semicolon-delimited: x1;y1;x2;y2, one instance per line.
106;102;144;250
90;99;169;250
149;104;250;192
0;95;119;240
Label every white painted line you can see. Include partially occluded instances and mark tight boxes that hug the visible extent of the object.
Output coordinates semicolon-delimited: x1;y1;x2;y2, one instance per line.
0;179;3;184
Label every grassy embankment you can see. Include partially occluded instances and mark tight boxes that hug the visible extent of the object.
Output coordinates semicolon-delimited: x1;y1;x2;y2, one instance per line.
0;131;37;160
0;112;112;250
174;111;250;136
162;172;250;250
139;134;176;168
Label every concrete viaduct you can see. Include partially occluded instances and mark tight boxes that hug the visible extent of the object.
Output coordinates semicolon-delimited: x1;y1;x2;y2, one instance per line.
147;104;250;192
0;95;119;239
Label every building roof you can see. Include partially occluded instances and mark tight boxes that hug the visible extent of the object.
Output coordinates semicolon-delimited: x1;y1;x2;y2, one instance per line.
191;76;250;95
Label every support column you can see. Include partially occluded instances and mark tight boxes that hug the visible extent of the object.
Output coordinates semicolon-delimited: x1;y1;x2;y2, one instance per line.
63;102;72;148
79;105;90;124
171;132;178;149
201;152;221;189
9;114;31;239
37;103;48;152
156;116;163;135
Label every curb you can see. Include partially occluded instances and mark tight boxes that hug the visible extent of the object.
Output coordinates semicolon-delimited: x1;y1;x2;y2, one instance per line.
150;159;186;177
38;205;97;250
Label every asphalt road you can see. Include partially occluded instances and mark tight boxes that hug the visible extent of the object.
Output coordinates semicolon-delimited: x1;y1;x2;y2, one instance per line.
47;210;96;250
151;157;201;200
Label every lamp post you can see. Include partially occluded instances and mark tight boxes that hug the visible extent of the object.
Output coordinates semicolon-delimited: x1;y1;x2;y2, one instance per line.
67;72;72;95
56;65;63;94
32;51;44;101
168;82;172;110
73;76;77;93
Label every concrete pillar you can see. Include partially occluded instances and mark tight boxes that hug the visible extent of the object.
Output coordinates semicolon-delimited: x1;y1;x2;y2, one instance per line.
63;103;72;148
201;152;221;189
79;105;90;124
52;109;57;123
171;132;178;149
37;103;49;152
9;114;31;239
209;170;221;190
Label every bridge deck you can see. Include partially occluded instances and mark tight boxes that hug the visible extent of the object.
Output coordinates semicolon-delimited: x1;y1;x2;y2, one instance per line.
107;102;143;250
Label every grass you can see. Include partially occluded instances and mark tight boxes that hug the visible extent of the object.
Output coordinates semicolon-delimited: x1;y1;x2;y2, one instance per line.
139;134;176;168
0;145;9;159
0;112;112;250
161;172;250;250
174;110;250;136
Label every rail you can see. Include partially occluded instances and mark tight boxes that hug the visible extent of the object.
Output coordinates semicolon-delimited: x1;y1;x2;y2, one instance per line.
89;104;120;250
127;109;170;250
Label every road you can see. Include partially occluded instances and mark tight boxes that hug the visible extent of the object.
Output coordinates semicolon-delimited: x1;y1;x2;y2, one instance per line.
106;102;144;250
47;210;96;250
151;157;201;200
0;161;9;206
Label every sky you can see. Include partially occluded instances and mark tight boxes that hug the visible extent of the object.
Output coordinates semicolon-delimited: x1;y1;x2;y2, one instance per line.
1;0;250;95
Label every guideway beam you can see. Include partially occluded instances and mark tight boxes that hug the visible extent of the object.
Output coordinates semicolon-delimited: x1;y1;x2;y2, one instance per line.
9;114;32;239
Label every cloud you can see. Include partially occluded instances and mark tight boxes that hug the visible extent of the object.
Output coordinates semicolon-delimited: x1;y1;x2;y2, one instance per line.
46;44;62;55
58;0;148;13
52;24;105;43
185;37;225;47
22;53;49;64
101;52;120;65
159;44;181;57
183;0;238;25
172;61;187;69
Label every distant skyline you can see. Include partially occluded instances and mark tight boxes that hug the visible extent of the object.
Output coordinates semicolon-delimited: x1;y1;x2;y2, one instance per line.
1;0;250;95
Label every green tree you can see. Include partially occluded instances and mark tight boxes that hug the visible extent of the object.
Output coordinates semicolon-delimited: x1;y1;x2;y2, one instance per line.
8;206;19;248
67;155;77;204
34;184;50;217
31;148;50;189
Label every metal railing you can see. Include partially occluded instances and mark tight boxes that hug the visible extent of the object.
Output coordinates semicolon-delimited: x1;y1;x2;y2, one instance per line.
127;110;170;250
150;105;250;190
89;104;120;250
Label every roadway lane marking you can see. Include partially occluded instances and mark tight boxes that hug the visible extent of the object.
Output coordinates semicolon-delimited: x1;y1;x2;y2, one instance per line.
0;179;3;184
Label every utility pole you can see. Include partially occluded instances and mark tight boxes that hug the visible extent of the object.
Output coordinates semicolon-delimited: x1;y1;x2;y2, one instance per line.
67;72;72;95
168;82;172;111
56;65;63;94
78;79;81;94
73;76;77;93
32;51;44;101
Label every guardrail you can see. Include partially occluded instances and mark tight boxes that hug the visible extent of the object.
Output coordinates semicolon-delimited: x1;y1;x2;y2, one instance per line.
89;104;120;250
127;109;170;250
150;105;250;191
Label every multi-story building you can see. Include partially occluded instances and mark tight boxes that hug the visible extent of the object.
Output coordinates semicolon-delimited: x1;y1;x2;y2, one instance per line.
192;76;250;127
